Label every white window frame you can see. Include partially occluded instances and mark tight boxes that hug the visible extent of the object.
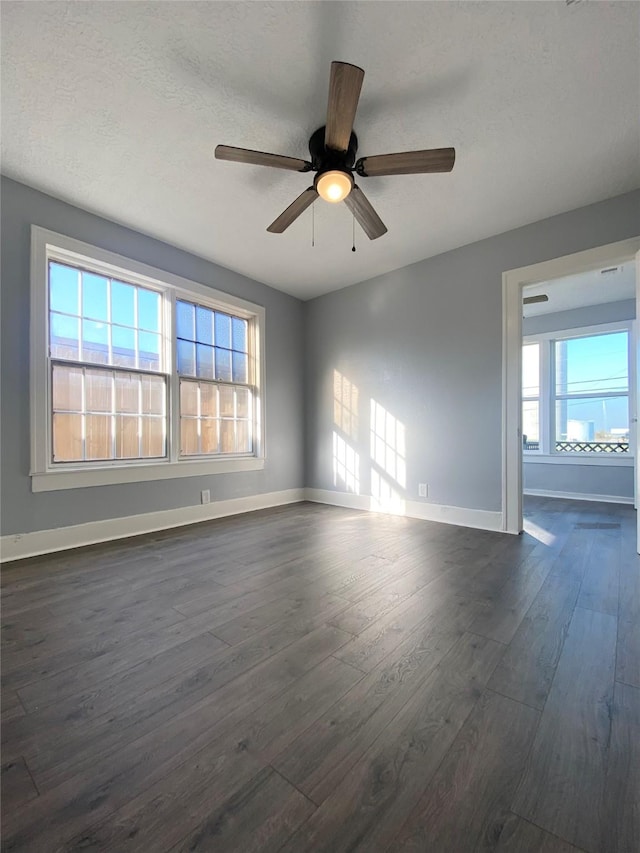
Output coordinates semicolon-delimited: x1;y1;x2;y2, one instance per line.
30;226;265;492
523;320;634;467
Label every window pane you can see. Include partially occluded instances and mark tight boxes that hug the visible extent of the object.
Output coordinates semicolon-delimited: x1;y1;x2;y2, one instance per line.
220;419;235;453
50;313;80;360
85;414;111;459
201;383;218;418
141;375;165;415
232;317;247;353
215;348;232;382
177;301;195;341
53;413;83;461
138;332;161;371
111;281;135;327
82;273;109;321
141;417;165;457
196;344;215;380
237;420;252;453
219;385;234;417
555;333;628;396
115;415;139;458
115;373;139;413
556;396;629;448
196;306;213;345
180;418;199;455
85;369;112;412
177;339;195;376
138;289;160;332
215;313;231;349
52;365;83;411
236;388;250;419
112;325;136;368
232;352;248;384
180;380;199;416
522;343;539;397
201;419;218;454
522;401;539;447
82;320;109;364
49;263;79;315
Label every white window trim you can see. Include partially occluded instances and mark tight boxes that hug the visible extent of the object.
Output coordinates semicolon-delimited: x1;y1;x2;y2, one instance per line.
30;226;265;492
523;320;634;464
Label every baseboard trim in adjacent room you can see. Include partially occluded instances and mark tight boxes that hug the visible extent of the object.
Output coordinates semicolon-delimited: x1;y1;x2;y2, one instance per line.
304;488;504;533
0;489;306;563
524;488;634;505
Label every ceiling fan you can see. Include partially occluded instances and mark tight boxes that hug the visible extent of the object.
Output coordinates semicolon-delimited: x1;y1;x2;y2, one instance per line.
215;61;456;240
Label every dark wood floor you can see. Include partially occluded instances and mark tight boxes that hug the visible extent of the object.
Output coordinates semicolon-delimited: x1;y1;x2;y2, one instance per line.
1;497;638;852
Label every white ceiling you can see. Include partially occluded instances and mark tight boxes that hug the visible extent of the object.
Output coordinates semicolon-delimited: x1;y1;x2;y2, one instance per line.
1;1;638;300
523;262;636;316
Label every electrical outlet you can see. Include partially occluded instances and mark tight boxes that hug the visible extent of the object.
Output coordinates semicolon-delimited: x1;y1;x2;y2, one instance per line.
201;489;210;505
418;483;428;498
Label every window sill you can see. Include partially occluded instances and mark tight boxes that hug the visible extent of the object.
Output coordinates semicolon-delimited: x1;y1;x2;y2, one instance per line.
31;456;265;492
523;453;633;467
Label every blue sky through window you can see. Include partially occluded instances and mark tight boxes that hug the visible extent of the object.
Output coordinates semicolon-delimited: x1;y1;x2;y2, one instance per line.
557;332;628;395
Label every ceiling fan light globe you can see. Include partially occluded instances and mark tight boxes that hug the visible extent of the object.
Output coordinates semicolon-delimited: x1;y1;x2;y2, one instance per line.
316;170;353;203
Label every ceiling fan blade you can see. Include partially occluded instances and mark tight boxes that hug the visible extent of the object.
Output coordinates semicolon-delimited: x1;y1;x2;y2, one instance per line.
356;147;456;177
267;188;318;233
325;61;365;153
215;145;312;172
344;186;387;240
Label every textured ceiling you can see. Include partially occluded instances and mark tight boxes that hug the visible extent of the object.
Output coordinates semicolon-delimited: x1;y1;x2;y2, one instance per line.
2;1;639;299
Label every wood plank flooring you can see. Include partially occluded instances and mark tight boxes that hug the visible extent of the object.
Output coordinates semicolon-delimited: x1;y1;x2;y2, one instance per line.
1;496;638;852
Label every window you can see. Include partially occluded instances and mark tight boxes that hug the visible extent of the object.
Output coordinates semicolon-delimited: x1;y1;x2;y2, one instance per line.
31;228;265;491
522;343;540;451
176;300;253;456
555;332;629;451
522;325;632;459
49;262;167;463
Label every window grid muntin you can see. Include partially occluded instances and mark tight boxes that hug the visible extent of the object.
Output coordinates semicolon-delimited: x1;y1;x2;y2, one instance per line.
50;361;167;463
48;260;163;373
179;378;253;457
176;298;250;384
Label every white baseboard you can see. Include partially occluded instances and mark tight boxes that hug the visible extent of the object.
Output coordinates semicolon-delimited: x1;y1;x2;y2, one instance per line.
304;488;504;533
0;489;305;563
524;488;634;505
0;485;510;564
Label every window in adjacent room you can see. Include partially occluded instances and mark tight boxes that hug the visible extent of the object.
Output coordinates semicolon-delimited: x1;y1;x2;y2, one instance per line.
522;325;632;457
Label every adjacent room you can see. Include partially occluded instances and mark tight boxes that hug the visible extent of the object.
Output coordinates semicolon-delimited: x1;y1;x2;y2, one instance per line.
1;2;639;851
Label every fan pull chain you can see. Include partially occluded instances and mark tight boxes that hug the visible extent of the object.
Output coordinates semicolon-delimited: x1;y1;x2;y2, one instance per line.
311;202;315;248
352;212;356;252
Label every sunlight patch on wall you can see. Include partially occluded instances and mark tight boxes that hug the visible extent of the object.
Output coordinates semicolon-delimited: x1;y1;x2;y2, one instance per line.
333;431;360;494
370;467;405;514
369;399;406;514
370;399;406;488
334;370;359;441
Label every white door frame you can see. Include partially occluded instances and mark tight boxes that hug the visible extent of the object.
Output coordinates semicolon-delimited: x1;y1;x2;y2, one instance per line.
502;237;640;535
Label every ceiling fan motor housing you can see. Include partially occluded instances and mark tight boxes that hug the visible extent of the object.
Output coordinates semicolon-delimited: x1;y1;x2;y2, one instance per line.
309;126;358;175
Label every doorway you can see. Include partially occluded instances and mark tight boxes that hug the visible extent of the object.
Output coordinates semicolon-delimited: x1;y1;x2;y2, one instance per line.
502;237;640;543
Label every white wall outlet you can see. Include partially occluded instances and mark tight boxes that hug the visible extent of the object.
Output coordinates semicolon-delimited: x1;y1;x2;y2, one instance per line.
201;489;210;504
418;483;428;498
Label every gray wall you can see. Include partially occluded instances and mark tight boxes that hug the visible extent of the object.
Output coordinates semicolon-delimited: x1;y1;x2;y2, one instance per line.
0;178;306;535
523;299;636;501
523;299;635;337
305;190;640;513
